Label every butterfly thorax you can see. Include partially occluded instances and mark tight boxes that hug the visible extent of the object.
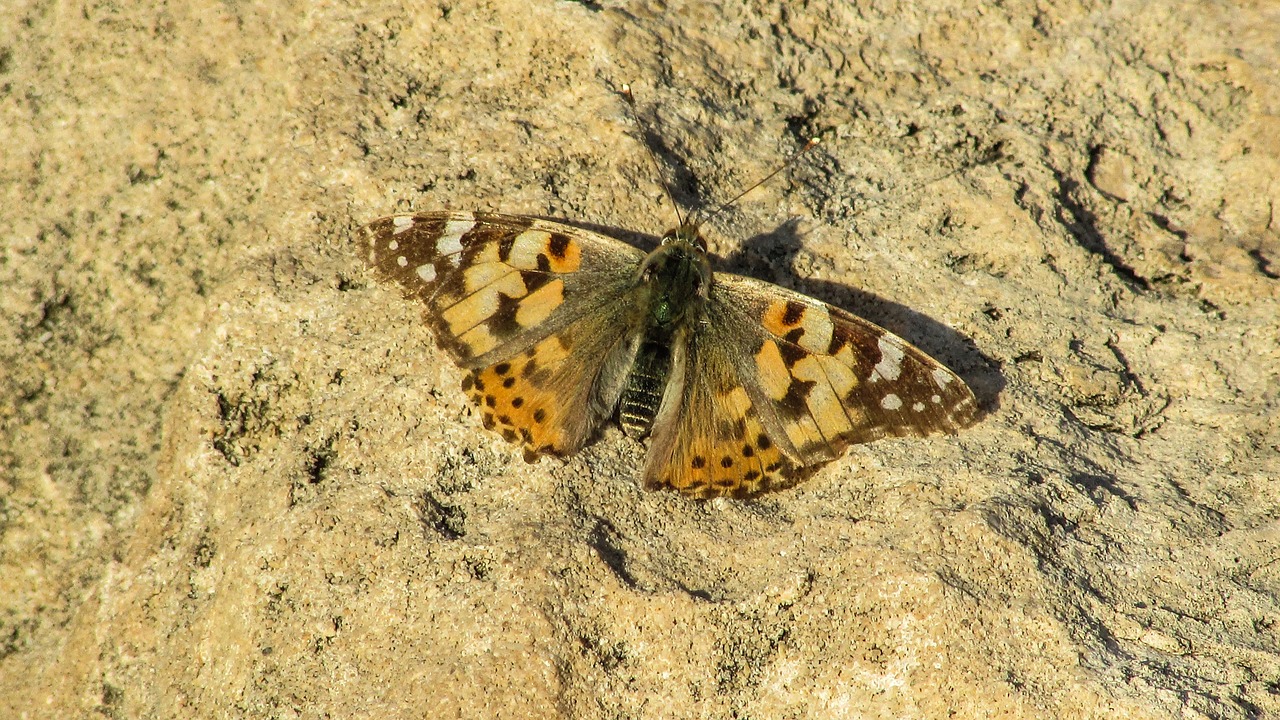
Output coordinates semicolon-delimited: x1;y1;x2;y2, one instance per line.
639;225;711;328
617;225;712;438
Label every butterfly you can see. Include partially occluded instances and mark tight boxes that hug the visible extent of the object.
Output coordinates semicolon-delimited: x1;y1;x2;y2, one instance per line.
358;210;980;498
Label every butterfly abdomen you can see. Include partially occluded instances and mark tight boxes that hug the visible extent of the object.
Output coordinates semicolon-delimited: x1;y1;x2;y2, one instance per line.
618;340;671;438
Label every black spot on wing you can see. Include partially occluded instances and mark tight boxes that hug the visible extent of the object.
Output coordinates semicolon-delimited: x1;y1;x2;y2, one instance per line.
498;233;517;262
519;270;552;292
782;300;806;326
777;342;809;368
548;233;571;260
486;292;525;339
779;378;816;417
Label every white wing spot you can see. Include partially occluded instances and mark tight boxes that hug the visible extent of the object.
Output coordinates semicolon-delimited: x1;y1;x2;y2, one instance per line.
931;394;942;404
912;402;926;412
436;219;475;266
387;240;399;251
392;216;414;234
396;256;408;267
933;368;953;387
873;336;905;382
417;263;437;282
881;393;903;410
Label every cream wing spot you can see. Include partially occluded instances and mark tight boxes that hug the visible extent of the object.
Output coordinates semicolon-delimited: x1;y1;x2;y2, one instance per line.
387;239;399;251
416;263;437;282
881;393;903;410
933;368;954;387
791;356;853;438
463;262;517;293
436;219;475;266
796;309;834;354
458;323;500;358
819;355;858;398
873;336;905;382
913;402;926;412
397;256;408;267
392;216;414;234
507;230;553;269
471;242;502;265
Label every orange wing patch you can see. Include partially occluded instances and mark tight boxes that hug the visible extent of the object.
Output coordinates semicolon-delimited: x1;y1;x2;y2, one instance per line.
645;358;791;498
462;332;586;460
458;322;616;456
432;230;580;360
759;299;865;452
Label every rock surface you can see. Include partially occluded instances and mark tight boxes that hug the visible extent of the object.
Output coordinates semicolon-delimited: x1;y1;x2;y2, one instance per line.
2;0;1278;717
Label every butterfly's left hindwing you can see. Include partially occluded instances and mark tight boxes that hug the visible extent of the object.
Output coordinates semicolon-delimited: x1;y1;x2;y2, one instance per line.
362;212;645;458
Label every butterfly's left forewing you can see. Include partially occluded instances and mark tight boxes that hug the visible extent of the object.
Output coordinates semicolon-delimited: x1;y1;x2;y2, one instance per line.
362;212;646;458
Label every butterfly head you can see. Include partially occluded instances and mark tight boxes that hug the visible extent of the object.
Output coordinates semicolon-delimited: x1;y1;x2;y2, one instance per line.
635;222;712;329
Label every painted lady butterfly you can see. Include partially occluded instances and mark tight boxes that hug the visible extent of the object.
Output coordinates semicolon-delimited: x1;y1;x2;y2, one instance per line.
359;210;980;498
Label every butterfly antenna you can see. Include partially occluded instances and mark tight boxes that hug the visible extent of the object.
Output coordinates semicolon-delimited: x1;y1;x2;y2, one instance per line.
696;137;820;228
621;83;686;227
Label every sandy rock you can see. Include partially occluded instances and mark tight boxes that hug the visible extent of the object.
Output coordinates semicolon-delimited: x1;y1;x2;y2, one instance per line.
2;1;1278;717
